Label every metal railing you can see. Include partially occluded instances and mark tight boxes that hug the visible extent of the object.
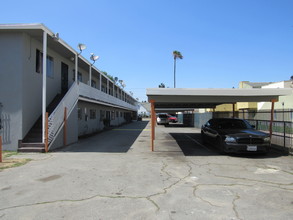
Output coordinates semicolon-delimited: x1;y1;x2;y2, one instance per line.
78;82;138;111
247;119;293;154
48;82;79;149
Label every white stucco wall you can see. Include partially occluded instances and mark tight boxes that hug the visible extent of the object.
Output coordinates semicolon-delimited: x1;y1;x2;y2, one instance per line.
258;81;293;111
0;33;24;150
77;101;127;136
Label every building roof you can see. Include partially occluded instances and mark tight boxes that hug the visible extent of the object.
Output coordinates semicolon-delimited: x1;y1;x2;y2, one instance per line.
146;88;292;109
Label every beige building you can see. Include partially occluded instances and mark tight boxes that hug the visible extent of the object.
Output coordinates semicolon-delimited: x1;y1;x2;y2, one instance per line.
213;80;293;113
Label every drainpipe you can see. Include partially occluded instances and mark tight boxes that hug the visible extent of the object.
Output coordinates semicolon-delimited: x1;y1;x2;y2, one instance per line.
42;31;47;143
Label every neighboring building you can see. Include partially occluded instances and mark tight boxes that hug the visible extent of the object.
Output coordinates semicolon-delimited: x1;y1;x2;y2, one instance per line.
212;80;293;113
258;80;293;111
137;102;150;117
0;24;138;151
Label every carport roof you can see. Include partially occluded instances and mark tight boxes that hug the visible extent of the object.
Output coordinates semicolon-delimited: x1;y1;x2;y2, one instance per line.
146;88;292;109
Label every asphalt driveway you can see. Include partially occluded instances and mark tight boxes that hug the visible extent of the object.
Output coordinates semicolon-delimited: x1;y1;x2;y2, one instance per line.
0;120;292;220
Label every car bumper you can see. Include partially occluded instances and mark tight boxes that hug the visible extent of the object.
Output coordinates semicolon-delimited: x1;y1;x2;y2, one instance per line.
223;143;270;153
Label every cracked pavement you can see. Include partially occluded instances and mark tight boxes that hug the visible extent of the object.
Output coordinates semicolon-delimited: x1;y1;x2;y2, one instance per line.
0;120;292;220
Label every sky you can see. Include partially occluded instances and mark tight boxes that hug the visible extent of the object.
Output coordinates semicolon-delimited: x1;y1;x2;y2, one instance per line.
1;0;293;101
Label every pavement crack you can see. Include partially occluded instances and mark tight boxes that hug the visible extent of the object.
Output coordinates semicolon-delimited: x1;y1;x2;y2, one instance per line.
207;169;293;189
146;162;193;211
232;191;242;220
193;185;222;208
0;193;153;212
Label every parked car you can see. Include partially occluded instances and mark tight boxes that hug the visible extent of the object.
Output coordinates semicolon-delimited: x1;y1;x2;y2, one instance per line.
137;115;142;121
157;114;169;125
201;118;271;154
168;114;178;123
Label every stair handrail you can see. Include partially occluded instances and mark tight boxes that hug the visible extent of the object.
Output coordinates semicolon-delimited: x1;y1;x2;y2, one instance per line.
47;82;79;148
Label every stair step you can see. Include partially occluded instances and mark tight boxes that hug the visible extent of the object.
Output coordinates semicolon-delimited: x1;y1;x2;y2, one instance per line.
23;137;42;143
18;143;45;153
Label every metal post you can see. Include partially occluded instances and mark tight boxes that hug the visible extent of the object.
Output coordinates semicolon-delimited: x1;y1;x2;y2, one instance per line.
89;65;92;87
42;31;47;143
45;112;48;152
269;99;276;138
150;100;155;151
0;136;2;163
107;80;109;94
283;121;286;148
232;103;235;118
99;74;102;91
75;53;78;83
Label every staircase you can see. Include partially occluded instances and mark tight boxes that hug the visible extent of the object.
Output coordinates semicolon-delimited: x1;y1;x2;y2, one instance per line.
18;94;64;152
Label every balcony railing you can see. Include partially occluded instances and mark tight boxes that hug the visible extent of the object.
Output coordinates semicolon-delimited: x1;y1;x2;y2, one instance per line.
78;82;138;111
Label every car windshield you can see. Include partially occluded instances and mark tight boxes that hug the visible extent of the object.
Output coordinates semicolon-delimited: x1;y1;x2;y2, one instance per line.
215;119;251;129
158;114;168;118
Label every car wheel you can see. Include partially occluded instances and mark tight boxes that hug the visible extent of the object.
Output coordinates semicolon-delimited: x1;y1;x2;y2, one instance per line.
201;132;207;144
217;137;226;154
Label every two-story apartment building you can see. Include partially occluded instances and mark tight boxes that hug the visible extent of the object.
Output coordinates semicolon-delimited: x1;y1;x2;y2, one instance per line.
0;23;138;152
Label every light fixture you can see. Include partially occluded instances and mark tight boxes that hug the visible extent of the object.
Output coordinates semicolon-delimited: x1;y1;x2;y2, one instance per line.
90;53;99;65
78;43;86;54
52;33;59;41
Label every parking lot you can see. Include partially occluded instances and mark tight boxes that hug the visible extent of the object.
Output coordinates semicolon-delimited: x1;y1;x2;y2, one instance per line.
0;120;292;220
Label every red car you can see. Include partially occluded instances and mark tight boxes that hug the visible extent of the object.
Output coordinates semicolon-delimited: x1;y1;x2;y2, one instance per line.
168;115;178;123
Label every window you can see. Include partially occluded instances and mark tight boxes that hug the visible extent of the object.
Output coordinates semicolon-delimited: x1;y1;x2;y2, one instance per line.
91;80;96;88
90;109;96;119
111;111;115;120
116;111;119;117
36;49;54;78
78;108;82;120
78;72;82;82
72;71;82;81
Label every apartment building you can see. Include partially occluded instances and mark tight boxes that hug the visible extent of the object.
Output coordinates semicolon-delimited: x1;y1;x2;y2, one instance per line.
0;23;138;152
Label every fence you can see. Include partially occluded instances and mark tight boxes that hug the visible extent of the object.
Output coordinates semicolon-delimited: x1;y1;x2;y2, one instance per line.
213;110;293;154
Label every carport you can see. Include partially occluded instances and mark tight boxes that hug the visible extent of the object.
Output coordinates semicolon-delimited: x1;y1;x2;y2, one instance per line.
146;88;292;151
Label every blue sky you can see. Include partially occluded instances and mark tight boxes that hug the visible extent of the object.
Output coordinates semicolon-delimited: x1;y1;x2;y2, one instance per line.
1;0;293;101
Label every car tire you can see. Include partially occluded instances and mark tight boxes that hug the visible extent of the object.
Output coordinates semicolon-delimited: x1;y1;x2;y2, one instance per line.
217;137;226;154
201;132;207;144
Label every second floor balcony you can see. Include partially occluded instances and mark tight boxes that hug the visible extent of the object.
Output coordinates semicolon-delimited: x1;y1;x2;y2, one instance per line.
78;82;138;111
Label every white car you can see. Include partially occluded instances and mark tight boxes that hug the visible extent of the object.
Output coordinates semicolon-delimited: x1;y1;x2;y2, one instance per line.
156;114;169;125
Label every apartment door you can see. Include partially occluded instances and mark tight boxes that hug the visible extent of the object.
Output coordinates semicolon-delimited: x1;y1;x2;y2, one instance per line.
61;62;68;94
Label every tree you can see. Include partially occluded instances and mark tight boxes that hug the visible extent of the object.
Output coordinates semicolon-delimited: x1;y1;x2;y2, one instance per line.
158;83;165;88
290;75;293;81
173;50;183;88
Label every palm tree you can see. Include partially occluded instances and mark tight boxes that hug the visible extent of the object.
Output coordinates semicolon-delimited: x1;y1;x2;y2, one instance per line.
173;50;183;88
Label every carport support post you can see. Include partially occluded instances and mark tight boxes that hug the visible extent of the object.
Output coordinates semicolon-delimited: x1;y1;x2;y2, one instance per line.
232;103;235;118
269;99;277;138
150;100;155;151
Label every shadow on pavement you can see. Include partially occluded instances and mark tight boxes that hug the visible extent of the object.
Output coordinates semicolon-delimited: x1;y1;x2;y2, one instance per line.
170;132;287;158
57;121;149;153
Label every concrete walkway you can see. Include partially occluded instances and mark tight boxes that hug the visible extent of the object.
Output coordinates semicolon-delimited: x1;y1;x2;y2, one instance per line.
0;120;292;220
